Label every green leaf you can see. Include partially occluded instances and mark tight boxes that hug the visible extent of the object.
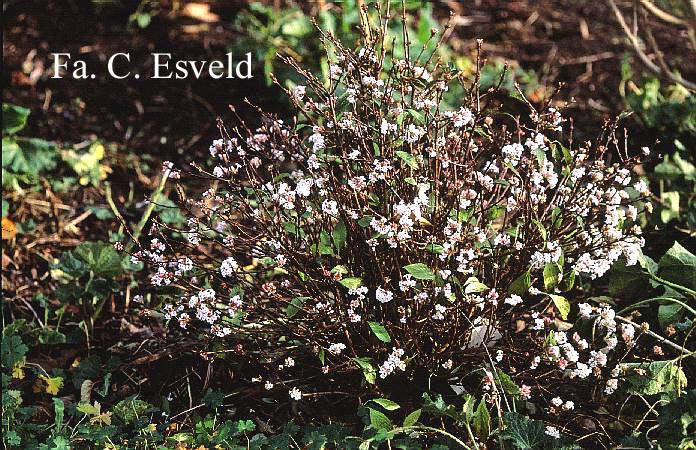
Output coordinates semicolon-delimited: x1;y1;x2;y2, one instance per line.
607;257;650;298
561;269;576;292
473;398;491;440
551;206;562;229
368;408;393;430
543;263;561;291
659;241;696;290
658;303;684;328
39;375;64;395
368;322;391;343
233;419;256;434
501;412;547;449
53;397;65;433
622;360;688;397
330;265;349;275
548;294;570;320
353;357;376;384
656;389;696;447
1;334;28;368
135;12;151;28
281;15;312;37
77;401;102;416
395;151;418;169
369;398;400;411
2;137;57;178
404;263;434;280
405;108;425;124
319;230;333;255
464;277;489;294
403;409;421;427
509;271;531;295
49;436;70;450
72;242;124;277
357;215;373;227
155;197;185;226
2;103;30;134
660;191;681;223
339;277;362;289
285;296;309;318
532;219;547;242
332;221;347;252
496;369;520;396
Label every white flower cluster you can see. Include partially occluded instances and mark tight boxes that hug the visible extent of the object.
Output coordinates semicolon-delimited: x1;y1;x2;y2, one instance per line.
379;348;407;379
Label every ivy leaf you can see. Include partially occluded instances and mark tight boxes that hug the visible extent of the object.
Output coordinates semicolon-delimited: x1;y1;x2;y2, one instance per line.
339;277;362;289
368;322;391;343
658;241;696;290
404;263;434;280
622;360;688;397
2;137;57;178
548;294;570;320
1;334;28;369
658;303;684;329
57;241;124;277
501;412;547;449
368;408;393;430
607;257;649;298
2;103;30;134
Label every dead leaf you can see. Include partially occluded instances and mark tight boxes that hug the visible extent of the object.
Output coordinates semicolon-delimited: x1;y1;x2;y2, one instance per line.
182;24;211;33
2;251;16;270
38;375;64;395
80;380;94;404
2;217;17;240
182;3;219;23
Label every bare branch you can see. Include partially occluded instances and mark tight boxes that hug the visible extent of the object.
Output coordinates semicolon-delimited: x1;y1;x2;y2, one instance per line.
607;0;696;90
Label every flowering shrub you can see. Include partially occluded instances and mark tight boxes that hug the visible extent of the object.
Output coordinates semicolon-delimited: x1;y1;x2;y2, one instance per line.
133;13;660;441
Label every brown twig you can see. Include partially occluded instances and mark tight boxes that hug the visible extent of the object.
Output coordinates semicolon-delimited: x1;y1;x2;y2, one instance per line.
607;0;696;90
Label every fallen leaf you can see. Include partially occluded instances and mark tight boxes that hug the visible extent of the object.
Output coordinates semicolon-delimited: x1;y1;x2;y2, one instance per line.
1;217;17;240
38;375;64;395
182;3;219;22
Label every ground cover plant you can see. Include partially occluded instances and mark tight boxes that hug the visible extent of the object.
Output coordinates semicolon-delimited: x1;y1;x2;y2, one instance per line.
2;1;695;449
